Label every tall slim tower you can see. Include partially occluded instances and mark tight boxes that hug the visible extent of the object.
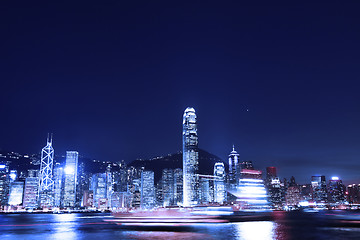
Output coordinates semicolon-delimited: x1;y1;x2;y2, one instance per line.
214;162;226;204
38;134;54;207
63;151;78;207
182;107;199;206
228;145;240;187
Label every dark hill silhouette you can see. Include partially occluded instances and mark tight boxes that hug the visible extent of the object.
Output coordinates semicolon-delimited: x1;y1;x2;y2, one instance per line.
129;149;227;182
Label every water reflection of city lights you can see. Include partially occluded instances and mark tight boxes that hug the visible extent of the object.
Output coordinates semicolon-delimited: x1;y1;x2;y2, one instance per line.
52;214;78;240
125;231;210;240
234;221;275;240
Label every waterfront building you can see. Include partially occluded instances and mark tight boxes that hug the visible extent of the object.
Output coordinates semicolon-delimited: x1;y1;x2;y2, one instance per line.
311;175;328;203
327;177;345;203
90;173;108;208
110;192;131;210
228;146;240;188
162;169;175;207
23;177;38;209
285;177;300;207
198;174;215;204
53;164;63;207
182;107;199;206
76;162;90;207
128;178;141;208
0;163;10;207
8;181;24;206
267;177;283;208
299;184;312;201
141;170;155;209
174;168;183;205
63;151;78;207
214;162;226;204
82;190;94;207
347;184;360;204
38;135;54;208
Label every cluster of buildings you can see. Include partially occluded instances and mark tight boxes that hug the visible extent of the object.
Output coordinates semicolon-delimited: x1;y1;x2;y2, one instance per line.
0;107;359;212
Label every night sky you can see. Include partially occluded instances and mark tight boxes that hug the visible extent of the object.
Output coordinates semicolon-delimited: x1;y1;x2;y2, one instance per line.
1;1;359;184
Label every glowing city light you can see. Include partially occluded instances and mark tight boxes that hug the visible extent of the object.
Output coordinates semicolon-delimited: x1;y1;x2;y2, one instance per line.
331;176;339;180
64;166;75;175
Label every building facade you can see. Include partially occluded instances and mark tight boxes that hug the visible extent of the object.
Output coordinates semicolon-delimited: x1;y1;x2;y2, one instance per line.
63;151;78;207
182;107;199;206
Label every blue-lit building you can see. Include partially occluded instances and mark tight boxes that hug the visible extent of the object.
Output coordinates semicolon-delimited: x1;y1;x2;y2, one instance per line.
38;135;55;208
182;107;199;206
228;146;240;188
141;170;155;209
162;169;175;207
63;151;78;207
23;177;38;209
214;162;226;204
8;181;24;206
327;177;345;204
90;173;108;208
0;163;10;207
311;175;328;203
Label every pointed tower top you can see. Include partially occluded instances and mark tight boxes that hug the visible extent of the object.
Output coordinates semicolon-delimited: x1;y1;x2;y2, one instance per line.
232;144;235;151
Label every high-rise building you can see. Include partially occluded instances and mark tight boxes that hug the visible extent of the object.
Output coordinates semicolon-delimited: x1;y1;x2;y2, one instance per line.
23;177;38;209
198;175;213;204
182;107;199;206
174;168;183;205
0;163;10;207
327;177;345;203
141;171;155;209
162;169;175;207
128;178;141;208
63;151;78;207
214;162;226;204
8;181;24;206
285;177;300;207
347;184;360;204
311;175;327;203
228;146;240;188
90;173;108;208
53;164;63;207
267;177;283;208
38;135;54;208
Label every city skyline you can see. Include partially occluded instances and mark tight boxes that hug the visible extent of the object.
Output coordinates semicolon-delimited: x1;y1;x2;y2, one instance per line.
1;2;360;184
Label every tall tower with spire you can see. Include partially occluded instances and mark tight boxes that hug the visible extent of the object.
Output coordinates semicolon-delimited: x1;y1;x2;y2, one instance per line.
182;107;199;206
38;134;55;208
228;145;240;188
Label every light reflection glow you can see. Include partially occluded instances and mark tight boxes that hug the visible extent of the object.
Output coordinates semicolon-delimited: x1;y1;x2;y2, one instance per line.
234;221;275;240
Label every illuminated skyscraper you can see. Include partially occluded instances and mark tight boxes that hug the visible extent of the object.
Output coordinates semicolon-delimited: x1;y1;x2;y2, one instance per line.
63;151;78;207
174;168;183;205
311;175;327;203
53;164;63;207
182;107;199;206
214;162;226;204
328;177;345;203
90;173;107;208
141;170;155;209
162;169;175;207
38;135;54;207
8;181;24;206
0;163;10;207
23;177;38;209
228;146;240;187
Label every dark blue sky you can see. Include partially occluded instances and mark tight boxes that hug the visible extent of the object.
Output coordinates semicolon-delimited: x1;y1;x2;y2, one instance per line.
1;1;359;184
